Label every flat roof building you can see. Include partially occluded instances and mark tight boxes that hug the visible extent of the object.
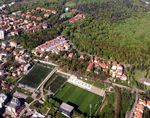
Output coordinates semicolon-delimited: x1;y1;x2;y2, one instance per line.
59;102;74;117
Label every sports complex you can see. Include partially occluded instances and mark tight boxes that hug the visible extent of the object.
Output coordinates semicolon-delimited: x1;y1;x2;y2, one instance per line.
44;74;104;116
18;61;105;116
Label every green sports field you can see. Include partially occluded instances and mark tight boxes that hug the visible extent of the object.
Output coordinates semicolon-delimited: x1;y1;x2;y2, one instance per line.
19;63;54;88
55;83;103;116
44;73;67;93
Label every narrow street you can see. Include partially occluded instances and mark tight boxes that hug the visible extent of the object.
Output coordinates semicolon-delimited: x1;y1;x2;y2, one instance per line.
38;67;58;101
128;92;138;118
104;79;146;93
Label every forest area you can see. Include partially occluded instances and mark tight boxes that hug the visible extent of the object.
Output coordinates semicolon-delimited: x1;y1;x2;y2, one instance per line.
61;0;150;66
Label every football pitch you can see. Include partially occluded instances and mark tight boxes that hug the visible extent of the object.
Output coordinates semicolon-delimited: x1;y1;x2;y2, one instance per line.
55;83;103;116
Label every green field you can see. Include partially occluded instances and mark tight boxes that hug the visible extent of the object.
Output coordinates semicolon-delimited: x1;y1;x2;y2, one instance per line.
112;13;150;48
45;73;67;93
19;63;54;88
55;83;103;116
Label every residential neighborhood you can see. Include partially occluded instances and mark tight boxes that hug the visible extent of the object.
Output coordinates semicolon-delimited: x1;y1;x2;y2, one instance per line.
0;0;150;118
0;6;57;38
0;40;32;78
134;98;150;118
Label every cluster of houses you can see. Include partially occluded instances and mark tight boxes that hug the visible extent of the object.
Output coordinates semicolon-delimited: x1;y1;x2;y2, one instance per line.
0;80;12;90
110;62;127;81
0;93;25;118
0;40;32;78
134;98;150;118
21;107;46;118
63;7;85;23
0;6;57;37
0;14;49;37
87;57;108;73
87;57;127;80
0;92;48;118
33;36;71;57
21;7;57;21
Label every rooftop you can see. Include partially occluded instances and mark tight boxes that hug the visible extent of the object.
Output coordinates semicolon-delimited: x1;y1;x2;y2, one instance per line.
60;102;74;112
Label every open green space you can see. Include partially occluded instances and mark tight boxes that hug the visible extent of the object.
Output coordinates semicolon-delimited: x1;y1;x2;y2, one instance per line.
77;0;107;4
19;63;54;88
65;0;106;7
55;83;103;116
112;13;150;48
45;73;67;93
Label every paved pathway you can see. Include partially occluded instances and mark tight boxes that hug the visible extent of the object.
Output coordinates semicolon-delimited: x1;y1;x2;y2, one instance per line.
127;92;138;118
34;59;58;66
39;67;58;101
36;67;57;90
91;86;105;97
105;79;146;93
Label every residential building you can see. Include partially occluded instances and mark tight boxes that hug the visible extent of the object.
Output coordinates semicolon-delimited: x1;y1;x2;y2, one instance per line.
5;97;23;117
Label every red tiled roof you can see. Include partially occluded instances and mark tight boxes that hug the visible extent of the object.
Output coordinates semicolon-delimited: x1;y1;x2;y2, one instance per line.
136;104;144;112
87;63;94;71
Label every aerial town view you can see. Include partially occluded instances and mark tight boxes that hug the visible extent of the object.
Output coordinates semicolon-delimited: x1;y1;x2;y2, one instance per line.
0;0;150;118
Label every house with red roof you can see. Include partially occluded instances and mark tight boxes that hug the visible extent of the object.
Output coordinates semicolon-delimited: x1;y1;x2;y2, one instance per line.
69;14;85;23
134;98;150;118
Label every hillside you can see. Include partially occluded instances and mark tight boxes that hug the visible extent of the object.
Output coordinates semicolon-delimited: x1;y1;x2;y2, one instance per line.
61;0;150;65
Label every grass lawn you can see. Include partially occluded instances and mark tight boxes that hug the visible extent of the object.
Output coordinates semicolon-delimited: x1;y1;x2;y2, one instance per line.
55;83;103;116
19;63;54;88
